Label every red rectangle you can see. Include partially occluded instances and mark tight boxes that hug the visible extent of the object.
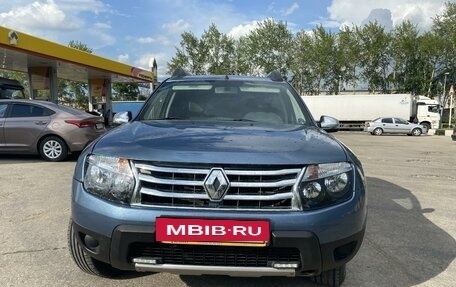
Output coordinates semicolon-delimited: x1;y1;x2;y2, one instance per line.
156;218;270;244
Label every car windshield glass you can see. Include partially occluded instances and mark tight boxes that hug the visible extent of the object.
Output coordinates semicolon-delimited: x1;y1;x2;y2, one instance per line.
139;80;311;125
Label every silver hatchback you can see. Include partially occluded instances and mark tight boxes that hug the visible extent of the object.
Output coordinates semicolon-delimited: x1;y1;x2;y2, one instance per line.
0;99;105;161
365;117;425;136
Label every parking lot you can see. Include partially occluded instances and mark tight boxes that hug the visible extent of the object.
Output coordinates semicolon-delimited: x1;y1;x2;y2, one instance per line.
0;132;455;287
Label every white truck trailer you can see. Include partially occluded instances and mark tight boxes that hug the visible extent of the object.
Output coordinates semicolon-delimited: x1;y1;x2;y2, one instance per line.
302;94;441;131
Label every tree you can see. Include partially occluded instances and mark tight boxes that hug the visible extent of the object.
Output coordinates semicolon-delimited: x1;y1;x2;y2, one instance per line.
418;32;444;97
432;2;456;105
357;22;392;93
168;24;236;75
312;26;338;94
68;40;93;53
165;8;456;97
242;19;292;76
337;26;361;93
290;31;314;94
390;21;422;94
112;83;140;101
201;24;236;74
58;40;93;109
234;35;255;75
167;31;207;74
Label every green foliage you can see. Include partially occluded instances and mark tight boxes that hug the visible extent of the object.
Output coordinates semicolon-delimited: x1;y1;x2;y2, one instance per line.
391;21;421;93
112;83;140;101
57;40;94;110
240;19;292;76
167;24;235;75
68;40;93;53
356;22;392;93
202;24;236;75
168;5;456;97
432;2;456;105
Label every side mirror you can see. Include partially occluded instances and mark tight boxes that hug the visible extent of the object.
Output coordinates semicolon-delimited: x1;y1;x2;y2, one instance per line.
112;111;132;125
319;115;339;132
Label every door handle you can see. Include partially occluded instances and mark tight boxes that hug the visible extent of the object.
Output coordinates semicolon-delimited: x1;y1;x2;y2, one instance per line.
35;121;47;125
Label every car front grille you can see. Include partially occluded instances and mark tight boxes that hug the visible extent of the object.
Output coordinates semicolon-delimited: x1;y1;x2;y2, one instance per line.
131;162;303;210
129;242;301;267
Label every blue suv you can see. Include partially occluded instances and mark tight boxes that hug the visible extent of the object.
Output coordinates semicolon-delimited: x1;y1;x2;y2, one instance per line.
69;71;367;286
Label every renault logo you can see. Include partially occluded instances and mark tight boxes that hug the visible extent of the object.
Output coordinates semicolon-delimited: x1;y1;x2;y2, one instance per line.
203;168;230;201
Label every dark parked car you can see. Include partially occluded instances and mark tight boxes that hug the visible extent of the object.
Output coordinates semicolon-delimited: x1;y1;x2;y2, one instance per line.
0;77;25;99
0;99;105;161
69;71;367;286
452;126;456;141
365;117;425;136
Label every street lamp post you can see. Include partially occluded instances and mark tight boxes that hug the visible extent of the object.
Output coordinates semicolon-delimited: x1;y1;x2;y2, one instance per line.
441;72;449;128
449;84;454;127
338;75;341;95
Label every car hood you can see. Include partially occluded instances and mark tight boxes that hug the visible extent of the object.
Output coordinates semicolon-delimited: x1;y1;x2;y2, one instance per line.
92;121;348;165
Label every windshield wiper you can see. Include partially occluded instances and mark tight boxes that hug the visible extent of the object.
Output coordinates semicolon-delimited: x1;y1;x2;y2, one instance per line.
231;118;257;122
156;117;184;120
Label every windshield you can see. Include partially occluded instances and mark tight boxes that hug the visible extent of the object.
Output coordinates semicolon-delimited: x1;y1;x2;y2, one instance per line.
139;80;312;126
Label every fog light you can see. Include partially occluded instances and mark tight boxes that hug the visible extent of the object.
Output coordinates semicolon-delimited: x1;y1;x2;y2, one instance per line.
83;234;99;249
302;182;321;199
133;257;162;264
272;262;299;269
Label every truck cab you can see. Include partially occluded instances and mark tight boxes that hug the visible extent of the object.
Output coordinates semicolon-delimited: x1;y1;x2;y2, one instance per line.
415;96;440;130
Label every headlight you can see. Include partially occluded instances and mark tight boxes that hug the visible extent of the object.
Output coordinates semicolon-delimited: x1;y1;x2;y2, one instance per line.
296;162;353;209
83;155;135;204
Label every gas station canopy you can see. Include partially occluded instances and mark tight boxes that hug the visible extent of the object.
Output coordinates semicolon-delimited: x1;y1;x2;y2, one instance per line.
0;25;155;84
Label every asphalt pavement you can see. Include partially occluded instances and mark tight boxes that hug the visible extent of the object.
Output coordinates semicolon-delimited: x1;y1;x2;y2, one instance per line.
0;132;455;287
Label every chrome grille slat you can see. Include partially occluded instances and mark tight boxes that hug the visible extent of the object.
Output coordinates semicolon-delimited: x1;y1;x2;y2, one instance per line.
141;187;293;201
136;164;210;174
138;174;204;186
225;169;302;176
133;162;302;210
230;179;295;188
142;188;207;199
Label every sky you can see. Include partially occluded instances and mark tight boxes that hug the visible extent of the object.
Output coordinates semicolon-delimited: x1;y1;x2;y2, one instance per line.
0;0;449;79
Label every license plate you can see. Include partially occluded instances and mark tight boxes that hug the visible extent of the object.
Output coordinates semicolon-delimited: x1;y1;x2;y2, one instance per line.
156;218;270;247
95;123;104;130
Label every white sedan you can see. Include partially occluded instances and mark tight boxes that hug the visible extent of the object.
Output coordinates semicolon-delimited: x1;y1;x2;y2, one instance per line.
364;117;426;136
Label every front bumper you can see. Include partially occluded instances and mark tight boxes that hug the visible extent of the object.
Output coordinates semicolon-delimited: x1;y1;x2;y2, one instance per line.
71;220;365;277
71;164;367;277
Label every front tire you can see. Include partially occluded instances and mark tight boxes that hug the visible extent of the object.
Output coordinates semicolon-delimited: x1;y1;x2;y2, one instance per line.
421;123;431;132
311;265;346;286
68;220;125;278
39;136;68;161
373;128;383;136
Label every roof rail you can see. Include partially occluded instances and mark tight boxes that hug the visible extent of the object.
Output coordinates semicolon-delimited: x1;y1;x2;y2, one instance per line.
171;68;191;78
266;70;283;82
